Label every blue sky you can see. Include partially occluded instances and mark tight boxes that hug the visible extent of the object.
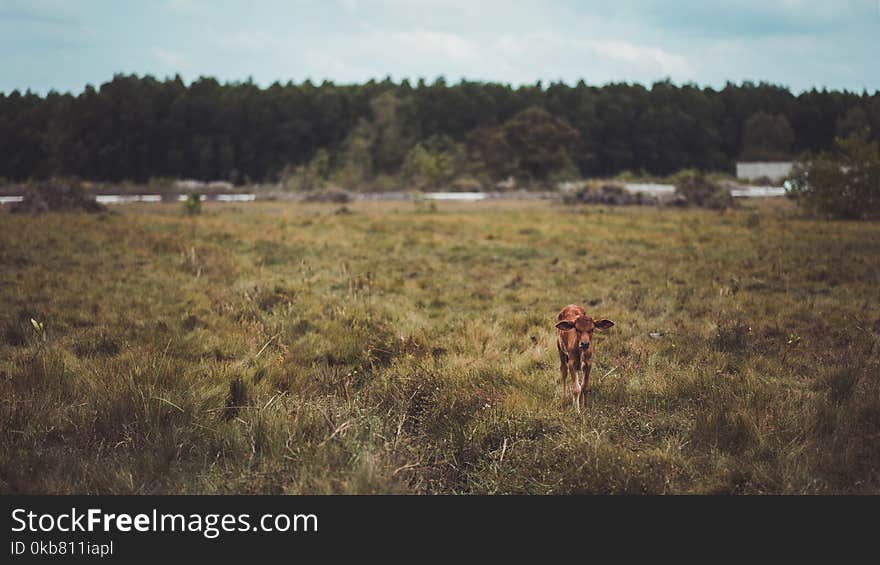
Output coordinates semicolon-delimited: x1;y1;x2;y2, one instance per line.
1;0;877;94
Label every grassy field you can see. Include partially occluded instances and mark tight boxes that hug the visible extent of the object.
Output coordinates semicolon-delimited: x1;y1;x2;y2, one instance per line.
1;199;878;494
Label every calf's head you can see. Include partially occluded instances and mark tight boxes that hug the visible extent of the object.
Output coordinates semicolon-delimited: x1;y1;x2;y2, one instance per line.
555;315;615;362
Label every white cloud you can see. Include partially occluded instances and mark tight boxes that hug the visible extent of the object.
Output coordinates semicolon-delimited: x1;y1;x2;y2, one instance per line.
302;49;379;82
372;28;479;62
586;39;693;78
492;32;694;83
151;47;188;70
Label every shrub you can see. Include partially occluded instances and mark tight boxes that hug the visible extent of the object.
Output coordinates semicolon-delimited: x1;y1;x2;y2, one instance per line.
673;173;734;209
787;134;880;220
10;178;105;214
449;176;484;192
303;187;351;203
280;149;331;192
563;181;655;206
402;142;459;190
412;191;438;213
182;193;201;216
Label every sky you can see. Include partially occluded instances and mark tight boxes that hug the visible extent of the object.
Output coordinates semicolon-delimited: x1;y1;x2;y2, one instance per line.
1;0;878;95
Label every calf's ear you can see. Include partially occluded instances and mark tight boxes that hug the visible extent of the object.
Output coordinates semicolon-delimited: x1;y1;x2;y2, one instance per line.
555;320;575;330
595;319;615;330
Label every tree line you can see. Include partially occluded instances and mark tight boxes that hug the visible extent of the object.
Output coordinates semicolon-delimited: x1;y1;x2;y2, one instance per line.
1;74;878;186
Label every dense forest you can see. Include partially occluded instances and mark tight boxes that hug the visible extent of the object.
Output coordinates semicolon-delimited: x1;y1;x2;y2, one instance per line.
1;74;878;186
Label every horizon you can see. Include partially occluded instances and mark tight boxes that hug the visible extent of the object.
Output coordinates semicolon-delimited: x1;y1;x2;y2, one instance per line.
3;73;879;98
1;0;878;96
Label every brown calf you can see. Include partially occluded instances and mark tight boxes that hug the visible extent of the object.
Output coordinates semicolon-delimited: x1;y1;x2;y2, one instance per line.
555;304;615;413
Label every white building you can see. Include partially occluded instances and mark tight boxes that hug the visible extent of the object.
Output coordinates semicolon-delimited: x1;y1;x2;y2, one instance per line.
735;161;793;182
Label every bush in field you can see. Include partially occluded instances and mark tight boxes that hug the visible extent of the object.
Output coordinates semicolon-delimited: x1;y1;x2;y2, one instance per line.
303;187;351;203
334;120;375;189
673;172;734;209
10;178;105;214
402;144;444;189
401;135;464;190
449;176;484;192
787;134;880;220
411;191;438;213
182;193;201;216
281;149;331;192
563;181;655;206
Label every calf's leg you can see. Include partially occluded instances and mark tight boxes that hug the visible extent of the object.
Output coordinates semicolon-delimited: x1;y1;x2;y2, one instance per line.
558;348;570;405
568;360;581;414
578;361;594;411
